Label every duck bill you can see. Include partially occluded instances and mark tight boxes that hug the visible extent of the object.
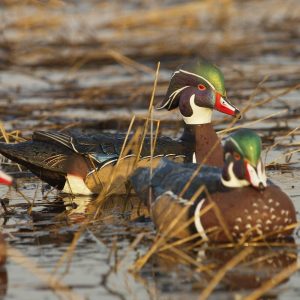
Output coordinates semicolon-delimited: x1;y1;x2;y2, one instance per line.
245;162;267;191
0;170;13;186
214;93;241;118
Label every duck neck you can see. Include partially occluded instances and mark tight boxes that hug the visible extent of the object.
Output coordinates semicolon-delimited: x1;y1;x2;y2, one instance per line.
194;123;224;167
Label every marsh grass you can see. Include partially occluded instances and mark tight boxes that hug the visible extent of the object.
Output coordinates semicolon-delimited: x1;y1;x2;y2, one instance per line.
1;54;300;299
0;0;300;299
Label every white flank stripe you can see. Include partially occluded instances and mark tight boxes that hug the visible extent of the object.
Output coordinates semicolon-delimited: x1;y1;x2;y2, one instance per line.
62;174;94;195
194;199;208;240
192;152;196;163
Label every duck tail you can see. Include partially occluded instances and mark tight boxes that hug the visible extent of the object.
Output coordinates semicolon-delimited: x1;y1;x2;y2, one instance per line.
0;142;32;166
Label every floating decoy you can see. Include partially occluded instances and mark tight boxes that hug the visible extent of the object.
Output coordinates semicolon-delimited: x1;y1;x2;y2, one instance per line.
157;59;240;167
131;129;296;242
0;59;240;195
0;170;12;186
0;131;194;195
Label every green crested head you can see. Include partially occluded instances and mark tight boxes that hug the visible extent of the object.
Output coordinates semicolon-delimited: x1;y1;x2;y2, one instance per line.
225;129;262;167
156;58;228;111
191;59;226;96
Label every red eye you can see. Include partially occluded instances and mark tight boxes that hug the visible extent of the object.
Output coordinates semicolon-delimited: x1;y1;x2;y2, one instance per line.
233;152;241;160
198;84;206;91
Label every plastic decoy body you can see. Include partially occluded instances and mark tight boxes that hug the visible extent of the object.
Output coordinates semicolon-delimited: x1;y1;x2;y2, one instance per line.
131;129;296;242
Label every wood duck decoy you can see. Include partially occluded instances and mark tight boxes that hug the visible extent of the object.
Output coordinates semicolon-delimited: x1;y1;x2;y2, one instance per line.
0;59;240;195
0;170;12;186
0;131;194;195
130;129;296;242
157;59;240;167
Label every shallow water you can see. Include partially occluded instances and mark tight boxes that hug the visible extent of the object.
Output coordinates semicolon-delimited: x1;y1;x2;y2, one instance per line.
0;166;299;300
0;0;300;299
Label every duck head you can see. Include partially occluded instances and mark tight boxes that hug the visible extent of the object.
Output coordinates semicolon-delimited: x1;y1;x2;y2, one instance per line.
221;129;267;190
0;170;12;186
157;59;241;124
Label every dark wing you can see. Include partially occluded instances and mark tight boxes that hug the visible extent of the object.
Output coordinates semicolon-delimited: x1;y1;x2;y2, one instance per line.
0;140;75;188
33;131;76;151
131;158;223;204
33;131;120;164
34;130;194;163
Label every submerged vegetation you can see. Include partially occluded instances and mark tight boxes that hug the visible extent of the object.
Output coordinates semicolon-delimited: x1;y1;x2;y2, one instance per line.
0;0;299;299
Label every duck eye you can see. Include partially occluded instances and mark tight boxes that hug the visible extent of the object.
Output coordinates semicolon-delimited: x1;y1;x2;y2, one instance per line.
197;84;206;91
233;152;241;160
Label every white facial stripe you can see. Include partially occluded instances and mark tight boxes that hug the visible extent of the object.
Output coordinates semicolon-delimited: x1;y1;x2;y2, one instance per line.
228;137;244;155
162;68;223;110
221;162;249;188
167;86;189;108
157;86;189;110
194;199;208;240
0;170;12;183
182;94;213;125
176;69;216;90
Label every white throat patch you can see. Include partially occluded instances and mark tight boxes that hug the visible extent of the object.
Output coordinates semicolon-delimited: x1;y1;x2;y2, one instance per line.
221;162;249;188
182;94;213;125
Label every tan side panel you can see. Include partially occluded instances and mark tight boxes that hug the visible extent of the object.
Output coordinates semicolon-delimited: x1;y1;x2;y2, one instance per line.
85;155;186;194
85;156;136;194
137;154;185;168
151;194;193;239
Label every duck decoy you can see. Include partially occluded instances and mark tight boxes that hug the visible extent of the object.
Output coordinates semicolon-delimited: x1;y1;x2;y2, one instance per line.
157;59;240;167
0;131;194;195
0;170;12;186
131;129;296;242
0;59;240;195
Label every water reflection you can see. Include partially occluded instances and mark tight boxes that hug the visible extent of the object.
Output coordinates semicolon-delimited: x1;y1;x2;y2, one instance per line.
63;195;94;223
62;193;149;224
143;240;298;297
203;241;297;290
1;179;298;299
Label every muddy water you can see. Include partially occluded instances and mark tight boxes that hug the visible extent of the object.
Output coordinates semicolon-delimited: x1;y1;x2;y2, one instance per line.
0;0;300;299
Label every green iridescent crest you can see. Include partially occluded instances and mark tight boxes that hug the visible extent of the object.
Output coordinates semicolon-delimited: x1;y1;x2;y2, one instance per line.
157;58;227;110
227;129;262;166
191;60;226;96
